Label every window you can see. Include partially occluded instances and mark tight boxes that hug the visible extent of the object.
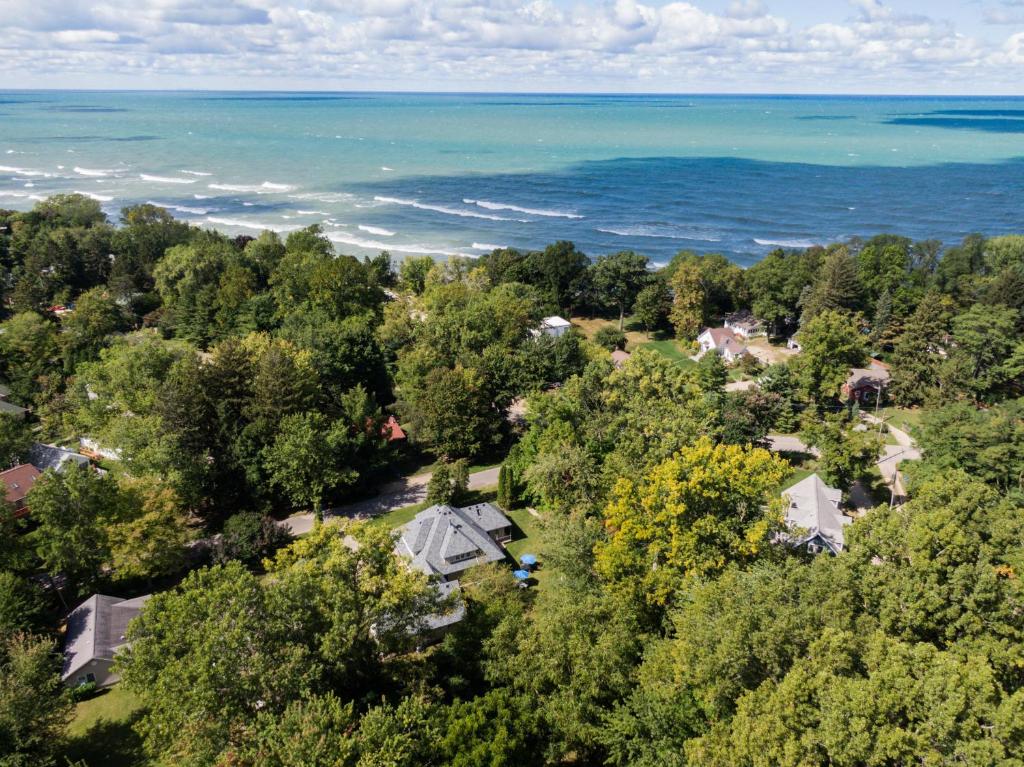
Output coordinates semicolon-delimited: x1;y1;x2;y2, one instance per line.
86;673;95;683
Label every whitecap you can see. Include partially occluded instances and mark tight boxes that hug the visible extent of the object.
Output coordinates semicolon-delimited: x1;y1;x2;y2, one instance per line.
205;216;300;233
381;166;394;171
242;202;254;207
471;242;506;251
326;230;466;257
180;170;212;176
0;165;54;178
373;195;524;222
358;224;396;237
147;200;209;215
140;173;196;184
209;181;295;194
753;238;818;248
597;224;721;242
74;167;114;177
0;190;28;198
464;198;582;219
74;190;114;202
193;194;211;200
296;209;328;216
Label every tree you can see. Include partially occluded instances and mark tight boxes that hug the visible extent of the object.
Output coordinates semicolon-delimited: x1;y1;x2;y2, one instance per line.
800;415;879;489
526;241;589;313
426;459;469;505
596;437;790;607
107;477;192;584
58;286;129;372
799;247;863;324
398;364;497;459
399;255;435;295
0;414;30;469
669;262;704;341
0;573;44;636
0;632;72;767
791;309;868;403
496;463;516;509
594;326;627;351
263;412;358;520
943;303;1020;401
590;251;650;330
633;280;671;334
888;294;954;406
0;312;58;403
28;466;123;593
213;511;291;567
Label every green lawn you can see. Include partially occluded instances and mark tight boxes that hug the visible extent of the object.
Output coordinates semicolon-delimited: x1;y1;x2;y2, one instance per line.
877;406;924;437
504;507;548;588
782;467;816;490
639;339;696;367
61;686;148;767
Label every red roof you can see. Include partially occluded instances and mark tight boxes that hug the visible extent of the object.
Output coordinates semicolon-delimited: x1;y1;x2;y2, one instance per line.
1;464;41;508
382;415;406;442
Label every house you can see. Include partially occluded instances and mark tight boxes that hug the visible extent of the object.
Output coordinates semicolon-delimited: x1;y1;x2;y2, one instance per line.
0;385;27;420
842;358;891;403
723;310;765;339
780;473;851;555
1;464;41;517
534;316;571;339
697;327;750;363
29;443;91;474
381;415;407;443
62;594;151;688
370;579;467;647
394;502;513;581
610;349;631;369
79;437;122;462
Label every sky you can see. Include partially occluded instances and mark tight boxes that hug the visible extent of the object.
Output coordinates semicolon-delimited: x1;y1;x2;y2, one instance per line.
2;0;1024;94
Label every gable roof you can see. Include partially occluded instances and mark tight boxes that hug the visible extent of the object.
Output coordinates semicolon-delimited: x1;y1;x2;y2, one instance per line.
782;473;850;554
1;464;41;505
62;593;151;681
847;366;890;390
381;415;406;442
701;327;748;357
395;503;511;577
542;316;571;329
29;443;91;474
0;399;28;417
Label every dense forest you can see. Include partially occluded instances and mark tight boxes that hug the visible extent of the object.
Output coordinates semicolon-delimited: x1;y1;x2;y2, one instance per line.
2;194;1024;766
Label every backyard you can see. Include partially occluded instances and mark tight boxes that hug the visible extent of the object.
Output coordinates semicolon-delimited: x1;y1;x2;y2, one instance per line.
61;686;147;767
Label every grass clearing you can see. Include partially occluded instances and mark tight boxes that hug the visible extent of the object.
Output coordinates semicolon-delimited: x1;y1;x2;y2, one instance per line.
62;686;148;767
877;406;924;437
639;339;696;367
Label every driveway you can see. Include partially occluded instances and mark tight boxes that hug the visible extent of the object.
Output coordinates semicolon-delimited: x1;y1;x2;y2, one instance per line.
282;465;501;536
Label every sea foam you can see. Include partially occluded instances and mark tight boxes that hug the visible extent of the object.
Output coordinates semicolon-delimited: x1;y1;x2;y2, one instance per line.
74;167;114;177
597;225;722;242
141;174;196;184
205;216;300;233
464;198;582;219
373;196;524;222
209;181;296;194
74;190;114;202
147;200;210;215
358;224;396;237
753;238;819;248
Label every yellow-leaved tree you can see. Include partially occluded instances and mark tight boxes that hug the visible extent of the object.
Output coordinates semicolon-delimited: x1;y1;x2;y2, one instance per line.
596;437;790;607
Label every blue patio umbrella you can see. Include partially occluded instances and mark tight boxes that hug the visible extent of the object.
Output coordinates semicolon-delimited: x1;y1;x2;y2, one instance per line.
519;554;538;566
513;569;530;580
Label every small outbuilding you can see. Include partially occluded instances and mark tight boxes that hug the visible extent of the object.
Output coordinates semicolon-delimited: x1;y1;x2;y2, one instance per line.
534;316;571;339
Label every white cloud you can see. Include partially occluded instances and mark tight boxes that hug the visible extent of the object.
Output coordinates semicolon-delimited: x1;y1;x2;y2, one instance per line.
0;0;1021;93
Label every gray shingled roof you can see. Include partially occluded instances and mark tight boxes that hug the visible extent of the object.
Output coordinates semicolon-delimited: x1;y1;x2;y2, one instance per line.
782;474;851;554
62;594;151;681
395;503;511;578
422;580;467;632
0;400;27;417
29;443;91;473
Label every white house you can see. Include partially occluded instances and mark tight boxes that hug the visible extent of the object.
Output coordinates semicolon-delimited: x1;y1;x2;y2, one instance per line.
536;316;571;339
779;473;851;556
723;311;765;339
697;327;750;363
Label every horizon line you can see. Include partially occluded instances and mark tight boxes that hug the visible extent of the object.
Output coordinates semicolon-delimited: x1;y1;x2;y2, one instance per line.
2;87;1024;99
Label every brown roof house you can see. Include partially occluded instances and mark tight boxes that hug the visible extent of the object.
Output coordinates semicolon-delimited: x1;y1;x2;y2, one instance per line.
1;464;41;517
62;594;151;688
697;327;750;364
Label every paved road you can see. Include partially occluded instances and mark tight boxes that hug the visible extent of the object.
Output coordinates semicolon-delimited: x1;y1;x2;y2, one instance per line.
282;466;501;536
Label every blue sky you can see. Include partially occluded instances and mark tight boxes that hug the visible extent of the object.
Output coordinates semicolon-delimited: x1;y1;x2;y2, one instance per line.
2;0;1024;94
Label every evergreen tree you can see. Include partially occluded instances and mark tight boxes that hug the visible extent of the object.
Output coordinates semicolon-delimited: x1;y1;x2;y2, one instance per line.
799;247;863;324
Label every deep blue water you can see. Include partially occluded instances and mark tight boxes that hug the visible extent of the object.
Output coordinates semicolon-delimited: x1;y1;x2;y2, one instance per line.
1;91;1023;265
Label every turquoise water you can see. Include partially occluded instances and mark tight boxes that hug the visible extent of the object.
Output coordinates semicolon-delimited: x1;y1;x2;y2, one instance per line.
1;91;1023;265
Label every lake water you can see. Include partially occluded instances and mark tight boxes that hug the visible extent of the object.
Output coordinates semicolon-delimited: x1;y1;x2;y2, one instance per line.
1;91;1023;266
